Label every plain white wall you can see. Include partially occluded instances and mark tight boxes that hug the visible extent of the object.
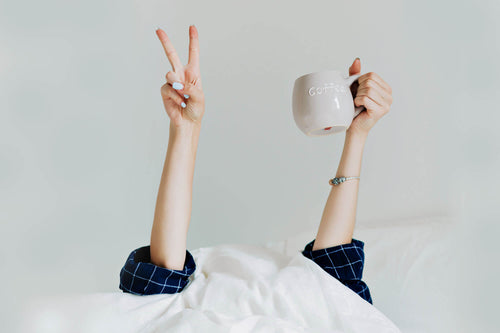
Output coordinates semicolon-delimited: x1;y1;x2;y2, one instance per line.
1;0;498;331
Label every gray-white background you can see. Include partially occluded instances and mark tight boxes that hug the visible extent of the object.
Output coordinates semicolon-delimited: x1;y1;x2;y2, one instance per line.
1;0;498;331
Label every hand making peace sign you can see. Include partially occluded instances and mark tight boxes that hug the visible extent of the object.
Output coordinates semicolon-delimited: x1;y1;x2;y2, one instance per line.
156;25;205;128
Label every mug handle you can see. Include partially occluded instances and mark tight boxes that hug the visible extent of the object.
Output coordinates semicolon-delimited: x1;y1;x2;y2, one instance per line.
345;74;366;119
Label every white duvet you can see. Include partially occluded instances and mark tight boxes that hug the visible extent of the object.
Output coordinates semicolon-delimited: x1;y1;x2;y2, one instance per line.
25;243;401;333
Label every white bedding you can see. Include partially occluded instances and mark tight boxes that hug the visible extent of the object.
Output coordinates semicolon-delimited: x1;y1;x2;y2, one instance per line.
22;243;400;333
22;215;462;333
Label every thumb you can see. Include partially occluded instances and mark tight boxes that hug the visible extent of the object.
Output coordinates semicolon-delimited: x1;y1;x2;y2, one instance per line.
348;57;361;76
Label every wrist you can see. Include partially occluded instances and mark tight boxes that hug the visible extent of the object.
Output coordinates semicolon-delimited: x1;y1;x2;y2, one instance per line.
169;121;202;151
170;120;201;136
336;129;366;177
345;128;368;144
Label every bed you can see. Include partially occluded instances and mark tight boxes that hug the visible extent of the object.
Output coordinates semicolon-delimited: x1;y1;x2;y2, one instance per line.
20;215;462;332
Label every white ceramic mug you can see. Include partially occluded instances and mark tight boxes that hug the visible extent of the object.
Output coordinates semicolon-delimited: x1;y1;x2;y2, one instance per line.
292;70;366;136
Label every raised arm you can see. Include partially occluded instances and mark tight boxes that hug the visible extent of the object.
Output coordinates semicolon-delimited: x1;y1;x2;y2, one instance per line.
312;58;393;251
150;25;205;270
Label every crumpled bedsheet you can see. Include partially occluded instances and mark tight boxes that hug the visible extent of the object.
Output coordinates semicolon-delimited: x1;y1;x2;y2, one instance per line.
23;243;401;333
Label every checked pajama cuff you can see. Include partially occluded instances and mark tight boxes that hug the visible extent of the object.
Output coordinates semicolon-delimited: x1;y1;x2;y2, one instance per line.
119;245;196;295
302;238;373;305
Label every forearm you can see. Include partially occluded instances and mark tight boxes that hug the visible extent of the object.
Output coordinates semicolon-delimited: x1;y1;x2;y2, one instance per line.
150;121;201;270
312;130;367;250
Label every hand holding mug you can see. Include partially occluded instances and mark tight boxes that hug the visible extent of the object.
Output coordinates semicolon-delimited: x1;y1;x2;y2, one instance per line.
346;58;393;136
156;25;205;128
292;59;393;137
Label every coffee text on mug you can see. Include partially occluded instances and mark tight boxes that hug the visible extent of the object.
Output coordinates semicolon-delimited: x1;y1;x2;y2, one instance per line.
308;82;348;96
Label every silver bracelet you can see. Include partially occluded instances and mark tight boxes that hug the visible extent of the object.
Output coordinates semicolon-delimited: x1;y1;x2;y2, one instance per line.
329;176;360;186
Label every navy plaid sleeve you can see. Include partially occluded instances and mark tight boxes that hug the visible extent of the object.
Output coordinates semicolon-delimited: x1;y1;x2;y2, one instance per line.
302;238;373;304
119;245;196;295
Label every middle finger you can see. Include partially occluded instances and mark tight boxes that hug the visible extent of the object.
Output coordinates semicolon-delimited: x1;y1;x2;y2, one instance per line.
357;81;392;107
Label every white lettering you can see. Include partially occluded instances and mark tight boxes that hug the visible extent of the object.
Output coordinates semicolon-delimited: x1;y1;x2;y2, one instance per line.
307;82;348;97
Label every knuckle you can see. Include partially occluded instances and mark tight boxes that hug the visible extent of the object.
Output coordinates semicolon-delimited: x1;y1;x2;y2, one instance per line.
185;68;195;78
184;78;201;92
355;96;368;105
182;82;192;93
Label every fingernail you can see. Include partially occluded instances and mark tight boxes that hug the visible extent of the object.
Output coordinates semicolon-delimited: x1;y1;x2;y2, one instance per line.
184;94;190;99
156;27;160;31
181;102;187;108
356;57;360;61
172;82;183;90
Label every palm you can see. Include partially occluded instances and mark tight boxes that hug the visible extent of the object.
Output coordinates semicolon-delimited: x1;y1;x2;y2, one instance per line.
162;65;202;125
349;105;374;134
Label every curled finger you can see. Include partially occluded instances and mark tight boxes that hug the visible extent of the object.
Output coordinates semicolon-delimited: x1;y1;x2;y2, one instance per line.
165;71;188;98
161;83;187;109
356;88;387;109
358;72;392;94
359;78;392;105
354;95;384;116
179;80;203;104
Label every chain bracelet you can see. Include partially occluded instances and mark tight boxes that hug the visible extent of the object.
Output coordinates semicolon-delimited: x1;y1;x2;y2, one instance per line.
329;176;360;186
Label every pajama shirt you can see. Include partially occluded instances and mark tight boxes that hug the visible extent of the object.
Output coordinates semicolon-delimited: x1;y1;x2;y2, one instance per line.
119;238;372;305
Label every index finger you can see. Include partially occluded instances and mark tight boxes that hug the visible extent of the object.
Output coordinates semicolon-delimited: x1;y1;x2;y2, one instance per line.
156;28;183;73
188;25;200;69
